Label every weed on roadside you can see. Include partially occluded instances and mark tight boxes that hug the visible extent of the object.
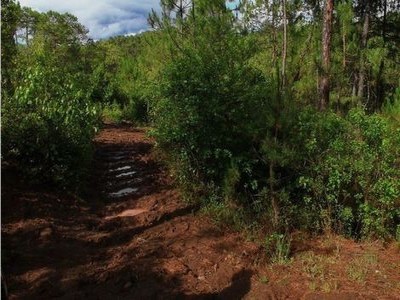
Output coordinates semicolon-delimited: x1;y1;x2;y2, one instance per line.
264;233;292;264
300;251;338;292
346;252;378;284
258;275;269;284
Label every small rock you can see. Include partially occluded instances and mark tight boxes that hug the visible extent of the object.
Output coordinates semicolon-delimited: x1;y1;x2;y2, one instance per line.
198;276;205;281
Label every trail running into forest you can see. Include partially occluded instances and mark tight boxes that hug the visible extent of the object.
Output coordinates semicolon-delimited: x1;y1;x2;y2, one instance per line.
2;124;262;299
2;124;399;299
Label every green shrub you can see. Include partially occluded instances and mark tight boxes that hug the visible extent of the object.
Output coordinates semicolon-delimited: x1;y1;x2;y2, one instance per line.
122;97;149;124
264;233;292;264
102;99;149;125
291;108;400;238
151;24;270;199
148;8;399;240
2;65;100;187
382;84;400;127
102;102;123;123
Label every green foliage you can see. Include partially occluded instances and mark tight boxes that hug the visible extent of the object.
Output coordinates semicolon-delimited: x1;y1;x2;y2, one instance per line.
102;100;149;125
382;84;400;126
123;98;149;124
3;0;399;242
1;6;101;187
291;108;400;238
2;64;100;186
346;252;378;284
151;8;270;198
201;201;247;231
264;233;292;264
85;34;153;124
300;251;339;292
102;102;124;124
145;1;400;241
1;0;21;94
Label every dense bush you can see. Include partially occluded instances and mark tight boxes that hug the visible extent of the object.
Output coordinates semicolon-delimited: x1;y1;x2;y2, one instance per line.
290;109;400;238
102;102;124;123
148;6;400;240
102;98;149;124
2;65;100;186
151;27;270;199
382;84;400;127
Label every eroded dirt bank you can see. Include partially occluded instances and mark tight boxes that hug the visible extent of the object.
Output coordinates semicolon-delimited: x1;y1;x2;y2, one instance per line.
2;124;399;299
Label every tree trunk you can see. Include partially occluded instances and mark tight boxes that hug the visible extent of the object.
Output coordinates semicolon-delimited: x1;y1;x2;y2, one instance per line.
342;23;346;67
271;0;277;63
281;0;287;89
269;131;279;230
357;0;370;99
319;0;334;111
375;0;387;111
25;23;30;46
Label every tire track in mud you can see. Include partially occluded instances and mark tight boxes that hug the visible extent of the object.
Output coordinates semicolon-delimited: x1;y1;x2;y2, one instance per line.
90;126;200;248
2;124;262;300
85;124;260;299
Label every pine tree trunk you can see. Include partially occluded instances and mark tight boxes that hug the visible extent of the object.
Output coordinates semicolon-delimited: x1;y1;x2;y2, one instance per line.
281;0;287;89
357;0;370;99
319;0;334;111
375;0;387;111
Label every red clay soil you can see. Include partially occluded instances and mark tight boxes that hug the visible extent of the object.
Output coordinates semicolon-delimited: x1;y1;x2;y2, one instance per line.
2;124;400;299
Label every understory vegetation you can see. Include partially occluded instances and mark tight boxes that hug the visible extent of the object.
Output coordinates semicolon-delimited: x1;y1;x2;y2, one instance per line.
2;0;399;243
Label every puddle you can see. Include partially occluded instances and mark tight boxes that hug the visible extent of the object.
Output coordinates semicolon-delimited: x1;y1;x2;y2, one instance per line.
109;165;133;173
115;171;137;178
105;208;148;219
109;187;138;197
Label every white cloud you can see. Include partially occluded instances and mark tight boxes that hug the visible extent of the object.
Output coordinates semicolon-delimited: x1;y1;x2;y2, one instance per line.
18;0;161;39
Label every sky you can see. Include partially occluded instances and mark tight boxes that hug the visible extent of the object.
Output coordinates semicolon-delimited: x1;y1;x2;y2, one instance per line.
18;0;161;40
18;1;241;40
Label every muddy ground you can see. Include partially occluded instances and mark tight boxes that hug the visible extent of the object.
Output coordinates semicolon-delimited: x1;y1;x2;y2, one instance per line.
2;124;400;299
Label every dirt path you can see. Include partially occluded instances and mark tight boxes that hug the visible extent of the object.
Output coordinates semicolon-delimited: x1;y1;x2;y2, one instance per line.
2;124;400;299
2;124;261;299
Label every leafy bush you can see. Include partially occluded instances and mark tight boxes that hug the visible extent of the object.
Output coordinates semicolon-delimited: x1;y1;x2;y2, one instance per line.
102;99;149;125
291;108;400;238
102;102;123;123
149;8;399;240
2;65;100;187
382;84;400;127
151;21;270;199
122;97;149;124
264;233;292;264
